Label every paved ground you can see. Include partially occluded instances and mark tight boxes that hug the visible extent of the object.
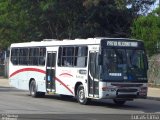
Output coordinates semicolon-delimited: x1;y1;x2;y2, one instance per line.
0;78;160;100
0;78;160;120
0;84;160;114
1;81;160;119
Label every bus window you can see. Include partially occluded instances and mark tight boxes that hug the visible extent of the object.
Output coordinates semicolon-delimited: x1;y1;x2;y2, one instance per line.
76;46;88;67
58;47;74;67
11;48;19;65
39;48;46;66
102;49;126;73
29;48;39;65
127;50;145;70
61;47;73;66
58;46;88;67
19;48;28;65
58;47;62;66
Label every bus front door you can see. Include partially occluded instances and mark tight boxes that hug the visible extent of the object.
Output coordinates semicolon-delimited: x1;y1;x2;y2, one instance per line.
46;52;56;93
88;52;99;98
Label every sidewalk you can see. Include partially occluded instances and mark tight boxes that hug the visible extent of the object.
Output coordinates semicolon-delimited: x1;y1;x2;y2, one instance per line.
0;77;160;101
147;87;160;101
0;77;9;87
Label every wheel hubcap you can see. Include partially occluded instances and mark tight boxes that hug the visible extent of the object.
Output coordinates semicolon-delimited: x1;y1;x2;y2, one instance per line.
79;89;84;102
31;84;35;95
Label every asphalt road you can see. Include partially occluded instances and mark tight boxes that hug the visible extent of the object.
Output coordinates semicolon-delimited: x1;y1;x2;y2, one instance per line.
0;86;160;120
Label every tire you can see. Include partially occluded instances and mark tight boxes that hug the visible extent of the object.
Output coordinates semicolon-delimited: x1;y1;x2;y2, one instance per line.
30;80;38;97
29;80;45;98
113;99;126;105
77;85;89;105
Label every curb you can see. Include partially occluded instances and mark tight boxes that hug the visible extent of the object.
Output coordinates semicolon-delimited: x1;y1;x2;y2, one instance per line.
147;97;160;101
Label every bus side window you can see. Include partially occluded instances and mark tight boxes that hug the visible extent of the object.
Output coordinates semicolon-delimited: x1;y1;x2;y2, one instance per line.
33;48;39;65
65;47;74;66
58;47;74;67
39;48;46;66
11;48;19;65
19;48;28;65
58;46;88;67
58;47;62;66
76;46;88;67
29;48;34;65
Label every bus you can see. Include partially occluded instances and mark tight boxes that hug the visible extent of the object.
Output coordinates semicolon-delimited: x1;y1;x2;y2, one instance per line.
9;38;148;105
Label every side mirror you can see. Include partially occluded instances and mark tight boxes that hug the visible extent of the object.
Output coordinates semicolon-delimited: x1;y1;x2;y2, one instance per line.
98;54;103;65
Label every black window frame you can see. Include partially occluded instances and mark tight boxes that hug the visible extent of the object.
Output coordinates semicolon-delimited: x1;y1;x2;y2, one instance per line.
58;46;88;67
10;47;46;66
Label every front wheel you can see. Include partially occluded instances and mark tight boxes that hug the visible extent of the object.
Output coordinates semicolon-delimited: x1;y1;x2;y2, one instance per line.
77;85;90;105
113;99;126;105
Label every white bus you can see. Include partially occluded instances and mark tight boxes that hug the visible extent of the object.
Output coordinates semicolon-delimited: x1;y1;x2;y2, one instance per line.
9;38;148;105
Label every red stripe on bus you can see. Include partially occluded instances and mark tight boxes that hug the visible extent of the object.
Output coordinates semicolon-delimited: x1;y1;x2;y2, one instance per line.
9;68;73;95
9;68;46;78
59;73;73;77
55;77;73;94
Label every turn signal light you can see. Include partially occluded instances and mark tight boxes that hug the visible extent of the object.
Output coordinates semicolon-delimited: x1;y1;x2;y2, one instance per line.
102;87;107;91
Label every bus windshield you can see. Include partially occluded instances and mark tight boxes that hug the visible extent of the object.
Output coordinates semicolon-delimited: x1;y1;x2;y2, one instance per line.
101;48;147;81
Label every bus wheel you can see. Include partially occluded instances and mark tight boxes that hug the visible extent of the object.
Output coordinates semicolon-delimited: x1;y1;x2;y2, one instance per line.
30;80;38;97
113;99;126;105
77;85;89;105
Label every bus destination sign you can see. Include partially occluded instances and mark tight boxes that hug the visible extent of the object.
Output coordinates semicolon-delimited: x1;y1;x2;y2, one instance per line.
106;41;138;47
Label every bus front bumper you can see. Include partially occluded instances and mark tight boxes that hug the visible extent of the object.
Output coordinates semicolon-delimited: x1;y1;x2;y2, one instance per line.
99;88;147;99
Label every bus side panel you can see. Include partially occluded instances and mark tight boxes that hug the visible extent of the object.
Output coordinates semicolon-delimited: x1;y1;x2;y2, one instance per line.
55;67;87;96
9;65;28;90
9;64;46;92
27;70;46;92
9;77;19;89
55;67;75;96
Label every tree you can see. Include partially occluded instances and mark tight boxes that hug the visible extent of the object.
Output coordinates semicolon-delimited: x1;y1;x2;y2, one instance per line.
0;0;155;50
0;0;48;48
132;7;160;55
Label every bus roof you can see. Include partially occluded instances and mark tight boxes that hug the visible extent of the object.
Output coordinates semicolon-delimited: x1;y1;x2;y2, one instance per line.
10;38;143;48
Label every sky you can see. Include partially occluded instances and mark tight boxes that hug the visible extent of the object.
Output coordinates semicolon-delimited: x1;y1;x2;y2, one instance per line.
150;0;159;12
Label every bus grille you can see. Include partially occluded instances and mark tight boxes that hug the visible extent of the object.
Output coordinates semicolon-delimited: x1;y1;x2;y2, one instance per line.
111;83;143;87
117;89;138;92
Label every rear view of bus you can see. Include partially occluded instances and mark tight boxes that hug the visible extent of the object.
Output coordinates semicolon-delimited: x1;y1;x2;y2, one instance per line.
94;39;148;105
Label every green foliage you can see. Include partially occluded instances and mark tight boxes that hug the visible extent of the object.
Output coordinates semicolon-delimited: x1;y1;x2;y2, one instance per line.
0;0;155;49
132;7;160;56
148;54;160;85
